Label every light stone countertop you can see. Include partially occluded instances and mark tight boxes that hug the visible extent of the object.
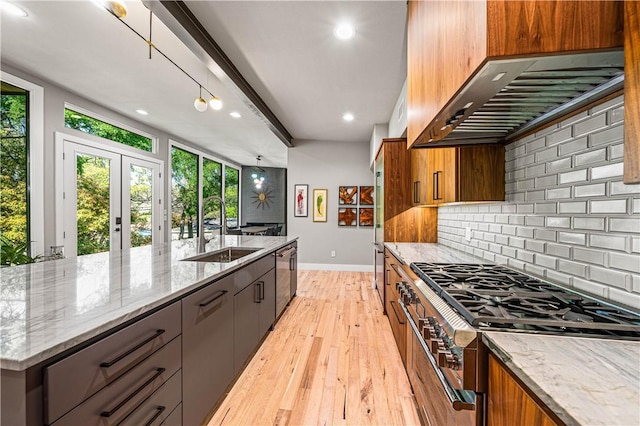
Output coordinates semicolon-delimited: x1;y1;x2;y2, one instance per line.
484;332;640;426
383;242;640;426
0;235;297;370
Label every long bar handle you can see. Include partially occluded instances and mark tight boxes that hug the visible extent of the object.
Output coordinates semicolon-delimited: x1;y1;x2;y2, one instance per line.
100;368;166;417
199;290;227;307
100;329;165;368
390;301;406;325
143;406;166;426
413;181;420;204
435;171;442;200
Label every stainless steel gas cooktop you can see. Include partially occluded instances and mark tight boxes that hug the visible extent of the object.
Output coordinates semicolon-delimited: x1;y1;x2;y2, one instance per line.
410;262;640;338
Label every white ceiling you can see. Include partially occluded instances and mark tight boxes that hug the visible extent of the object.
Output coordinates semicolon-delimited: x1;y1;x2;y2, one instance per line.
1;0;408;168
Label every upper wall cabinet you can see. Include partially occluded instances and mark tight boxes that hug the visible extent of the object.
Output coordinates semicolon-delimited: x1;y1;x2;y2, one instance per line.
407;0;624;149
624;0;640;184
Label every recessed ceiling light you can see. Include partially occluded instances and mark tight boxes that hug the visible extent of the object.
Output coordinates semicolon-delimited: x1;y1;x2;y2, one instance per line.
0;0;28;17
230;111;241;118
334;23;355;40
136;109;148;115
343;113;354;122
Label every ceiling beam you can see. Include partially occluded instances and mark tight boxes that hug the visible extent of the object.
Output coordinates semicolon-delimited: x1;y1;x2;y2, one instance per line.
144;0;294;147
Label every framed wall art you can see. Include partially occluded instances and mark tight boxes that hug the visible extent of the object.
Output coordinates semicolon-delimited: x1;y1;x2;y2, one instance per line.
359;208;374;226
338;208;357;226
313;188;328;222
359;186;374;206
294;184;308;217
338;186;358;205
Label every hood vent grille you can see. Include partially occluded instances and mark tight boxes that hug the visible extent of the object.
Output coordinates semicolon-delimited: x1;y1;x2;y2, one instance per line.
414;50;624;147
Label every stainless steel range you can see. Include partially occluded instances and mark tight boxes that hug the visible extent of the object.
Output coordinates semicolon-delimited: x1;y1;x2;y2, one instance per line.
395;262;640;426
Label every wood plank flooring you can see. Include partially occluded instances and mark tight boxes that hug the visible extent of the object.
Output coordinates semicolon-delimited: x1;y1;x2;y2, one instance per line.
207;270;420;426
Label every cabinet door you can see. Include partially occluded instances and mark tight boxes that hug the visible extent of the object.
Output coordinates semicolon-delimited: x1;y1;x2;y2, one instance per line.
410;149;429;206
257;268;276;339
234;281;261;374
427;147;456;204
624;0;640;184
182;275;234;426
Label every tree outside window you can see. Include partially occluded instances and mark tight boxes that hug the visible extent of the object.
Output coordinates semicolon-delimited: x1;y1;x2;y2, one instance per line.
171;147;199;240
225;166;239;229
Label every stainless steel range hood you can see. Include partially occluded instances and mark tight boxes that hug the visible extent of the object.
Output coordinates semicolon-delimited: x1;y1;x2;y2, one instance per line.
413;50;624;147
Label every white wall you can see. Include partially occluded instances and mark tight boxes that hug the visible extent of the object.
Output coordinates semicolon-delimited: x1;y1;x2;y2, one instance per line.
439;95;640;309
287;140;374;270
369;123;388;169
387;78;407;139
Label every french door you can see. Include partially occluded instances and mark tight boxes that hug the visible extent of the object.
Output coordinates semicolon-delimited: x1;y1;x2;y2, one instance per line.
63;140;162;257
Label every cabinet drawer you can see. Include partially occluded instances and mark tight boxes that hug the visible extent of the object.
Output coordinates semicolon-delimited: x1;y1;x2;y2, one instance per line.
119;371;181;426
161;403;182;426
44;302;181;424
52;337;181;426
232;254;275;294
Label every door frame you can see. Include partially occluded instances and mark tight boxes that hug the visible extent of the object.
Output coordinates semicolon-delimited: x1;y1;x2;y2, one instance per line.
54;131;164;256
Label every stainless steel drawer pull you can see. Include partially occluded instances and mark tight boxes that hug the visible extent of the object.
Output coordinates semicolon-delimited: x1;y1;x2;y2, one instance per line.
390;301;406;325
143;406;166;426
199;290;228;307
100;368;166;418
100;329;166;368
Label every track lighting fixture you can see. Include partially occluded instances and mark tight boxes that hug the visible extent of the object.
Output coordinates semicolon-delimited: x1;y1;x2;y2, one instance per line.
101;5;223;114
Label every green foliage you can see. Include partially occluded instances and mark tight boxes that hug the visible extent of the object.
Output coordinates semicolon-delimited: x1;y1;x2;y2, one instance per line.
128;164;153;248
171;147;198;239
1;91;29;248
0;235;38;266
76;154;110;255
203;158;222;215
225;167;239;225
64;108;152;152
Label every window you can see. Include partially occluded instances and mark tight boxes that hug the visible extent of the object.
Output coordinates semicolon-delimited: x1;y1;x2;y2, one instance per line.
225;166;239;229
0;81;30;261
202;158;223;233
64;107;153;152
171;146;199;239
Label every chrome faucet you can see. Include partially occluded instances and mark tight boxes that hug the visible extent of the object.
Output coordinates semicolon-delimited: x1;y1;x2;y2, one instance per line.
199;195;227;252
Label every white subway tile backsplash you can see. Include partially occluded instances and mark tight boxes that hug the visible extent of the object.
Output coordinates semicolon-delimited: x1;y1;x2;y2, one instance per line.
558;231;586;246
609;218;640;234
590;234;628;251
591;163;624;180
574;148;607;167
573;183;606;198
437;95;639;307
558;137;588;156
589;265;628;289
609;252;640;274
574;113;607;137
590;199;627;214
558;259;587;277
573;217;605;231
590;124;623;146
559;169;588;185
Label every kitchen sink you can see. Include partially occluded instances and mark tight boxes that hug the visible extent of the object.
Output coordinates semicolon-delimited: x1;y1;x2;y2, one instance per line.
181;247;262;263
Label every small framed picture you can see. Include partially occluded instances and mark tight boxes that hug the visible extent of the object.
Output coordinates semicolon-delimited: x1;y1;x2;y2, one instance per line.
338;186;358;205
359;208;374;226
359;186;374;206
338;208;357;226
294;184;308;217
313;189;328;222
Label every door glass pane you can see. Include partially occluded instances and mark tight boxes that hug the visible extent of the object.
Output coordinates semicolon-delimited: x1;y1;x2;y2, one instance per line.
129;164;153;248
224;166;239;229
76;153;111;255
171;147;199;240
0;82;30;262
203;158;222;238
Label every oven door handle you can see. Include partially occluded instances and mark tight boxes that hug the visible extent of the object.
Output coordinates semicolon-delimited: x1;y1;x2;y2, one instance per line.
400;300;475;411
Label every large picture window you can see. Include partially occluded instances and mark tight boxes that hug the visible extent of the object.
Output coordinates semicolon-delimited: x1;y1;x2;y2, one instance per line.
171;146;199;240
225;166;239;229
202;158;223;236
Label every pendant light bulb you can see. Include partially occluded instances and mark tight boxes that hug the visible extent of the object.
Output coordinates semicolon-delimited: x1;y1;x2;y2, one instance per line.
194;86;207;112
209;96;223;111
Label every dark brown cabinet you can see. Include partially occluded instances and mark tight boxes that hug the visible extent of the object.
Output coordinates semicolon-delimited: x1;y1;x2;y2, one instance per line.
182;275;234;426
625;0;640;184
407;0;624;148
487;354;559;426
411;145;505;206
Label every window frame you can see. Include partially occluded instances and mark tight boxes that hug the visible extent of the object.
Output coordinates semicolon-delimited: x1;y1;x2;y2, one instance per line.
2;72;44;257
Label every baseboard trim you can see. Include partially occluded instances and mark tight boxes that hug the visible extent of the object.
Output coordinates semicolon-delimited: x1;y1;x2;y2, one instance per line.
299;263;373;272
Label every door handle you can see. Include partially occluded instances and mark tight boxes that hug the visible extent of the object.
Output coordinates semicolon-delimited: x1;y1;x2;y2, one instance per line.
435;171;442;200
413;181;420;204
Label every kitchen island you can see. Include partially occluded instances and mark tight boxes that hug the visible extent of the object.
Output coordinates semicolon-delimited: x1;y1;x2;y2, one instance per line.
0;235;297;426
384;242;640;426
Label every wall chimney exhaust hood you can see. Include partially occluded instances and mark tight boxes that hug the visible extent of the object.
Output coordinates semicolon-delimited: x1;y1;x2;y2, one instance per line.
413;50;624;147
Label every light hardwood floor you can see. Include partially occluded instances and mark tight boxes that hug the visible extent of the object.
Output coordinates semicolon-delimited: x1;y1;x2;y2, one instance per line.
206;270;420;426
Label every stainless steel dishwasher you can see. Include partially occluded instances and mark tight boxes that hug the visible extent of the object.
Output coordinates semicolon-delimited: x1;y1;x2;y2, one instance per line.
275;244;296;319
